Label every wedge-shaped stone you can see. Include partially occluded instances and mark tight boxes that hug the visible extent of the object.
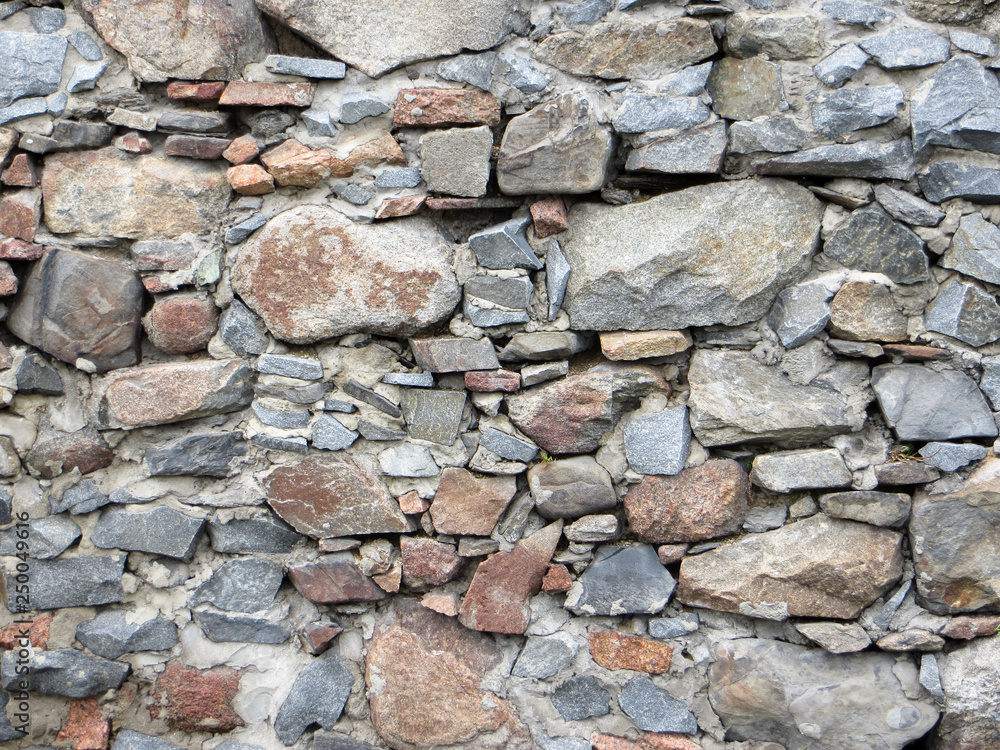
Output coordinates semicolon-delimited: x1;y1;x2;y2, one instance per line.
912;55;1000;154
561;179;821;330
91;506;204;560
942;213;1000;283
76;611;179;659
677;515;903;620
565;544;676;616
287;554;384;605
232;206;460;343
824;206;928;284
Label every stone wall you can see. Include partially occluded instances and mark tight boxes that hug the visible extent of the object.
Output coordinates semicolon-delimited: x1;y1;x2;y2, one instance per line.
0;0;999;748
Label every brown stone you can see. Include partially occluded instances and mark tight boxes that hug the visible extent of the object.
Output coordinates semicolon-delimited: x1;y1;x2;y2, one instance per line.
657;545;689;565
0;189;40;241
373;562;402;593
530;197;568;238
706;57;785;121
589;631;673;673
881;343;950;361
421;591;461;617
875;461;941;485
260;139;344;187
91;359;254;429
401;536;464;591
429;468;517;536
143;295;219;354
465;369;520;393
600;330;693;360
425;197;521;210
828;281;907;342
288;553;385;604
117;132;153;154
300;621;343;655
227;164;274;195
56;698;109;750
393;89;500;128
150;661;244;734
397;490;430;514
541;563;573;593
625;460;750;544
0;129;16;165
366;599;530;750
8;248;144;372
940;615;1000;640
222;134;259;165
459;521;561;634
24;429;114;479
164;134;232;160
219;81;314;107
592;734;702;750
876;629;945;652
0;236;44;260
343;130;407;169
0;261;16;296
265;455;413;537
375;195;426;219
0;613;52;649
3;154;38;187
167;81;227;100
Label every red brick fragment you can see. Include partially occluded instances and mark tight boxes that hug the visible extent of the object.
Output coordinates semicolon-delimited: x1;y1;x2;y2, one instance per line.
375;195;426;219
227;164;274;195
220;81;315;107
541;563;573;593
530;197;569;238
465;369;521;393
3;154;38;187
167;81;227;101
393;89;500;127
222;134;259;165
589;631;673;673
150;661;244;734
56;698;109;750
164;135;232;160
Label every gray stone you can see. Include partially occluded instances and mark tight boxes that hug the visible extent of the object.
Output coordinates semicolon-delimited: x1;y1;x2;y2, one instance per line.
335;184;374;206
324;398;358;413
194;611;291;644
663;62;713;96
382;372;434;387
252;111;295;139
399;389;467;445
755;139;915;180
274;652;355;745
814;43;869;88
546;240;571;321
92;506;204;560
264;55;346;78
625;122;728;174
157;109;229;134
220;299;269;355
0;516;79;560
874;462;941;486
378;443;439;477
357;420;406;441
942;213;1000;283
468;217;542;271
872;365;997;441
27;6;65;32
522;361;569;387
912;56;1000;155
374;167;421;189
146;433;246;478
302;108;336;137
464;275;533;310
822;0;894;27
951;29;999;57
619;677;698;734
71;30;104;61
0;32;67;107
411;337;500;372
710;639;939;750
498;53;551;93
529;456;616;519
812;85;903;137
550;676;610;721
51;480;110;515
68;61;108;93
824;206;928;284
795;621;871;653
612;94;709;134
728;117;809;154
649;613;700;639
343;380;401;418
421;126;492;197
538;737;589;750
827;339;884;357
874;184;944;227
499;331;589;361
0;648;129;698
0;490;10;526
50;121;114;151
724;12;823;60
256;353;323;380
208;514;302;554
313;732;379;750
707;57;785;121
565;544;676;615
437;52;497;92
934;636;999;747
190;558;283;613
16;354;63;395
925;278;1000;347
920;161;1000;203
312;415;359;451
565;515;618;542
742;505;788;533
0;692;24;740
980;355;1000;410
0;97;48;126
4;554;125;612
918;442;989;472
767;275;841;348
819;490;911;527
464;299;530;327
512;634;577;678
919;653;943;701
625;407;691;476
562;179;821;331
480;427;538;463
860;29;951;69
76;611;179;659
226;215;268;245
113;731;181;750
751;449;852;493
557;0;614;24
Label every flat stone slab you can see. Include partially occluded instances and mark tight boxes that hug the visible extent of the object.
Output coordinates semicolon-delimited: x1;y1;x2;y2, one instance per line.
4;554;125;612
0;648;129;697
91;506;204;560
410;337;499;373
750;449;852;493
565;544;676;616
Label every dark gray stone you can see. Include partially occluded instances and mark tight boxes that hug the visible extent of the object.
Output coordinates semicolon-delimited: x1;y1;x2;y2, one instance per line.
312;415;359;451
546;240;571;321
649;613;700;639
612;94;709;133
920;161;1000;203
252;110;295;139
565;544;676;615
51;480;110;515
528;456;616;520
812;84;903;137
264;55;346;78
256;353;323;380
343;380;402;418
860;29;951;69
399;389;466;445
437;52;497;92
0;489;10;526
0;97;48;126
0;648;129;697
157;109;230;134
469;218;543;271
755;139;914;180
340;93;390;124
0;32;66;107
925;278;1000;347
767;276;840;348
382;371;435;387
821;0;894;27
480;427;538;463
146;433;246;478
27;7;65;32
190;558;283;613
76;611;179;659
624;407;691;475
729;116;809;154
512;635;577;679
918;442;989;472
874;184;944;227
67;61;108;94
208;514;302;554
951;30;999;57
0;516;80;559
824;206;928;284
50;121;114;151
943;214;1000;283
814;43;869;88
742;505;788;532
334;184;374;206
499;331;590;361
374;167;420;188
92;506;204;560
0;692;24;740
619;677;698;734
356;420;406;441
252;399;311;429
194;610;291;643
252;434;309;453
557;0;614;25
5;554;125;612
16;354;63;395
464;299;530;328
274;652;355;745
625;122;728;174
226;215;268;246
818;490;911;528
257;380;331;404
113;731;181;750
410;337;500;372
550;676;610;721
70;30;103;61
912;55;1000;154
220;299;269;354
303;108;336;137
464;275;533;310
313;731;379;750
498;53;551;93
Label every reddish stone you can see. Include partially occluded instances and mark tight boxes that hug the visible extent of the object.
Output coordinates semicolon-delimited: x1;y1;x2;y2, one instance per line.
24;429;114;479
117;132;153;154
0;261;17;296
373;562;402;593
167;81;227;100
397;490;429;514
227;164;274;195
261;139;347;187
288;553;385;604
0;190;40;241
541;563;573;593
530;197;568;238
141;274;189;294
601;330;693;361
625;459;750;544
589;631;673;673
429;468;517;536
421;591;460;617
343;130;407;169
940;615;1000;640
164;134;232;160
300;621;343;655
3;154;38;187
401;536;464;592
220;81;314;107
425;197;522;210
881;343;950;361
150;661;244;734
56;699;109;750
592;733;702;750
459;521;562;634
222;134;259;165
657;544;689;565
0;236;44;260
143;295;219;354
465;369;521;393
0;613;52;649
393;89;500;128
318;538;362;553
375;195;426;219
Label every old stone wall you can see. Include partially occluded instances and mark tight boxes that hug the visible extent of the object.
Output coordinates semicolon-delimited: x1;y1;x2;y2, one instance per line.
0;0;999;749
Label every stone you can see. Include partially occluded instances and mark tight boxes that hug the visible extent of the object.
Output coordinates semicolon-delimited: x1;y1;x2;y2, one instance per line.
912;56;1000;155
225;215;267;246
767;276;841;349
219;81;313;107
625;459;750;543
542;564;574;593
459;521;562;634
499;332;589;361
2;555;118;612
3;154;37;187
375;195;426;219
951;29;999;57
751;449;852;493
619;677;698;734
565;544;676;616
113;731;181;750
729;117;809;154
265;456;412;537
0;649;129;698
465;370;521;392
382;372;435;388
15;353;62;395
420;126;492;197
208;514;301;554
710;639;939;750
677;515;903;620
920;160;1000;203
312;415;359;452
943;214;1000;283
479;428;537;463
590;735;699;750
828;280;906;342
0;516;79;559
191;558;283;613
232;206;460;343
343;380;401;417
340;93;390;125
288;554;384;604
612;95;709;134
589;632;673;673
465;276;533;316
625;407;691;476
755;139;915;181
430;468;517;535
399;389;467;445
76;612;178;659
860;29;951;70
379;443;438;478
795;621;871;653
166;81;225;101
819;491;911;528
0;32;66;107
871;365;997;441
724;12;822;59
222;134;259;165
400;537;462;591
24;429;114;479
537;18;715;79
374;168;420;190
877;630;945;652
227;165;274;196
498;93;614;195
513;634;577;678
649;613;700;639
91;360;253;429
528;456;615;521
51;480;110;515
814;43;870;87
940;614;1000;639
393;89;500;128
546;242;572;321
218;301;268;356
823;0;894;26
551;676;610;721
255;354;322;381
625;122;728;175
706;57;784;121
300;621;343;654
150;661;243;734
0;97;48;126
0;189;39;241
356;420;405;441
530;198;568;238
919;442;988;472
92;506;204;560
259;140;342;187
264;55;346;78
880;343;945;361
875;461;941;486
812;85;904;137
68;61;108;93
54;698;107;750
273;653;355;745
522;361;569;387
934;636;1000;749
824;207;928;284
925;278;1000;347
600;330;692;360
0;237;42;261
143;295;219;354
411;337;500;372
195;611;290;644
147;433;245;478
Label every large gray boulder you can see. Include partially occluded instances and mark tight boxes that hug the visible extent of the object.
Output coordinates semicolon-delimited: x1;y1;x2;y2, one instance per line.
933;637;1000;749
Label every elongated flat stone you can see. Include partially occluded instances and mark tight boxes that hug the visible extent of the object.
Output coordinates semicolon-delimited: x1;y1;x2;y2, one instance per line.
92;506;204;560
3;554;125;612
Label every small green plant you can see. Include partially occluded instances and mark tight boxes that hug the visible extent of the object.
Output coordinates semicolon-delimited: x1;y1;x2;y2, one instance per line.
539;450;553;464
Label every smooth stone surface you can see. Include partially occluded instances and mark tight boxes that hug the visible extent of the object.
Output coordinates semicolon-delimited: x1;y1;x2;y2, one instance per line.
918;442;988;472
529;456;616;520
751;449;852;493
208;514;302;554
468;218;542;270
264;55;346;78
479;427;538;463
312;415;359;452
795;621;871;653
76;611;179;659
411;337;500;372
195;611;291;644
920;160;1000;203
378;443;439;478
814;43;870;87
707;57;785;121
874;184;944;227
564;545;676;616
729;116;809;153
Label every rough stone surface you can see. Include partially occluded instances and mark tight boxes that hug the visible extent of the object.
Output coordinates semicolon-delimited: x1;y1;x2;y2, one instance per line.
619;677;698;734
925;277;1000;347
824;206;928;284
399;388;467;445
551;676;611;721
92;506;204;560
828;280;908;342
819;490;911;528
288;554;384;604
5;554;125;611
147;433;245;478
274;652;354;745
795;621;872;653
751;449;852;493
430;468;517;535
707;57;785;121
624;407;691;476
420;126;492;197
625;122;728;175
859;29;951;69
565;545;676;616
190;558;283;613
589;632;672;674
0;649;129;698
